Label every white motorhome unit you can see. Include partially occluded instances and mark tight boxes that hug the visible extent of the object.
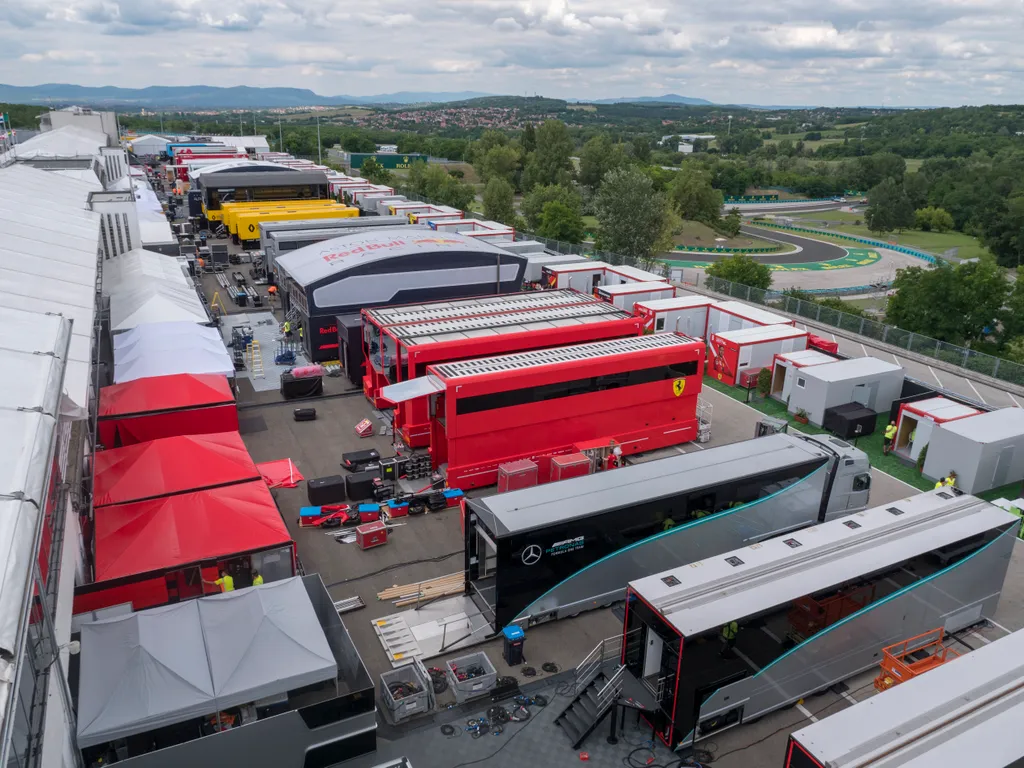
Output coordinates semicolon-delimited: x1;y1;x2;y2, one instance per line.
705;300;794;341
348;186;395;207
407;205;464;225
785;626;1024;768
520;253;588;283
602;264;667;285
634;296;714;337
541;261;612;291
595;281;676;312
786;357;905;428
430;218;515;242
708;324;809;388
894;396;982;463
923;407;1024;494
387;201;449;220
770;349;838;403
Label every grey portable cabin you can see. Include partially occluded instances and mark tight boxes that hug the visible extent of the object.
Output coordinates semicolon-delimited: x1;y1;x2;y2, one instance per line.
465;432;870;633
787;356;904;427
519;251;587;283
922;407;1024;494
786;626;1024;768
258;215;408;255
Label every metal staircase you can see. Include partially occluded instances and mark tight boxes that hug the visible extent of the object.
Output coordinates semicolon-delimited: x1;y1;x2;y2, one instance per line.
555;635;627;749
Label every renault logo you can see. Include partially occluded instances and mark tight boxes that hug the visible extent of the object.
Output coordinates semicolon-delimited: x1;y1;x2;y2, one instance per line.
521;545;543;566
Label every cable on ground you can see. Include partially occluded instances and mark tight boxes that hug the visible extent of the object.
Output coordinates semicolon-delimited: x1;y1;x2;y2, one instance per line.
324;551;462;588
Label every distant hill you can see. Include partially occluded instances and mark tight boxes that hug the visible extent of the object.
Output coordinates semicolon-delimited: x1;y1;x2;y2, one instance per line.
0;83;494;109
586;94;714;106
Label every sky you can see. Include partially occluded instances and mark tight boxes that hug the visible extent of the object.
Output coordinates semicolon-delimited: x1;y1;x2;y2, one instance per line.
2;0;1024;106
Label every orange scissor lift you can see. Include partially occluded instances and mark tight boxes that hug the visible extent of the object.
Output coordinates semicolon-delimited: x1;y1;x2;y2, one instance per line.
874;627;960;692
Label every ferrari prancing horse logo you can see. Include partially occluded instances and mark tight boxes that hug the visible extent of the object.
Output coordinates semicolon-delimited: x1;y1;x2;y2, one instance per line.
673;378;686;397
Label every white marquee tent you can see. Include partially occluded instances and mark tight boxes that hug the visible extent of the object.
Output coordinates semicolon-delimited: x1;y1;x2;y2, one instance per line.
112;321;232;383
0;309;72;710
77;578;337;748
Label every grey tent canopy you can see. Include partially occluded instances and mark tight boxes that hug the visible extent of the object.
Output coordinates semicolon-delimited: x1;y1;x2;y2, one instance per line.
77;577;338;748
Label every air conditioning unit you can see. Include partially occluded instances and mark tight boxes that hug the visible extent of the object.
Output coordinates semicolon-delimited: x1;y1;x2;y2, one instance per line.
755;417;789;438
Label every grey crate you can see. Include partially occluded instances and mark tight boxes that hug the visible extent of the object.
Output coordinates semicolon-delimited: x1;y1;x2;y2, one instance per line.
445;651;497;703
381;663;433;723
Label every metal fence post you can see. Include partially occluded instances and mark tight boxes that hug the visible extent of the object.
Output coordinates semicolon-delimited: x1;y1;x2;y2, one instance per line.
859;318;865;335
907;333;915;351
745;285;751;302
882;326;888;344
815;304;821;322
934;340;940;358
993;359;1000;379
962;348;969;368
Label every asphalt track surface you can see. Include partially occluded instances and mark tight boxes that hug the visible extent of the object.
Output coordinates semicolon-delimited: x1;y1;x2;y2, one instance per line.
692;225;849;264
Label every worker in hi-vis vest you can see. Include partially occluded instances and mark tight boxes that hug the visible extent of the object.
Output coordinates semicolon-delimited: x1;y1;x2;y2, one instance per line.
934;470;957;490
283;319;292;338
204;568;234;593
252;570;264;586
720;621;739;658
883;421;897;455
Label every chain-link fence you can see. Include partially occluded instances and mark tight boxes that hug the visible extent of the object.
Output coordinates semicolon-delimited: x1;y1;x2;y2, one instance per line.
390;189;1024;390
701;274;1024;387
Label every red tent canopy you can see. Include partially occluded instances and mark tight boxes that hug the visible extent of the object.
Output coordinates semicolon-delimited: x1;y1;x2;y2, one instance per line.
92;481;293;582
97;374;238;447
93;432;260;508
99;374;234;417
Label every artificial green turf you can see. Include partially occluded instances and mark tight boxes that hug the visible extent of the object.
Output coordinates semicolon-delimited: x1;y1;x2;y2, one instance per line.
702;376;935;491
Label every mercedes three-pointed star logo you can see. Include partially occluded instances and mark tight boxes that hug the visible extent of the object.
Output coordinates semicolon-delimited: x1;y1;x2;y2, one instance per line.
521;544;543;566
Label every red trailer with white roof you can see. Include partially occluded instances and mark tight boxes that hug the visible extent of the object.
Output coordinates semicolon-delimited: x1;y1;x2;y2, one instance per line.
380;334;705;489
708;324;809;387
894;396;982;462
769;349;838;403
596;281;676;312
635;295;715;337
705;300;795;341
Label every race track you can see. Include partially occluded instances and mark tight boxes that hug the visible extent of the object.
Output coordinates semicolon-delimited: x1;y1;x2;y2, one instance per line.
685;226;848;264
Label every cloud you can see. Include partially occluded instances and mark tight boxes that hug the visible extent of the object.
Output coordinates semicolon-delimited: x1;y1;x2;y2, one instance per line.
2;0;1024;105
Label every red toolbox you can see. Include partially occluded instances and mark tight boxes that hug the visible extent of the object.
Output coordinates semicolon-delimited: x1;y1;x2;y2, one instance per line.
356;521;388;550
551;453;591;481
497;459;538;493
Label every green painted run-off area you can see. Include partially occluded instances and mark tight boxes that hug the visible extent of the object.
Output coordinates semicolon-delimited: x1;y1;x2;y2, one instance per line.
663;248;881;272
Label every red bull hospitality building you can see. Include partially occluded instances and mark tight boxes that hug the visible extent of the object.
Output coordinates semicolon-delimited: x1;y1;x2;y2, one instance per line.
273;227;528;363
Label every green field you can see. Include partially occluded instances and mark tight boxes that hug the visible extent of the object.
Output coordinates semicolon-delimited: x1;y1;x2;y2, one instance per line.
702;377;935;491
785;216;992;260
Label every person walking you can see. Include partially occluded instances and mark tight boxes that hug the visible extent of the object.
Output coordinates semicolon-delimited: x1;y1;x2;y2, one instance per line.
883;421;897;455
283;319;292;339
